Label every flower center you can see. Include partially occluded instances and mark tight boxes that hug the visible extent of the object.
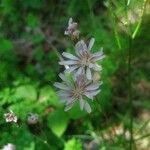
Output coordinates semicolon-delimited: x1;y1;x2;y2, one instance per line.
72;87;84;99
80;54;90;67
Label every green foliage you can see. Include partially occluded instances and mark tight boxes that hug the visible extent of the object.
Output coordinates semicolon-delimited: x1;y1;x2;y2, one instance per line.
64;138;82;150
48;110;69;137
0;0;149;149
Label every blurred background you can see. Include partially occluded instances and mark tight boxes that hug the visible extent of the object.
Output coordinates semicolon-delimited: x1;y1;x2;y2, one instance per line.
0;0;150;149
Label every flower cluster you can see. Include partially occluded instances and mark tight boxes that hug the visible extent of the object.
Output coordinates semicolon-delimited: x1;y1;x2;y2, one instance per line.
2;143;16;150
54;18;105;113
64;18;80;40
27;113;39;125
4;110;17;123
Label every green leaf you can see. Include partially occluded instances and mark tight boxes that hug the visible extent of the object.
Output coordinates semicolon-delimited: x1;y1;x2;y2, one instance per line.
64;138;82;150
48;110;69;137
15;85;37;100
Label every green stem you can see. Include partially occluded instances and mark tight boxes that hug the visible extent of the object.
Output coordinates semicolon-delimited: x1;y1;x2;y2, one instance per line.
128;35;133;150
124;0;133;149
132;0;147;39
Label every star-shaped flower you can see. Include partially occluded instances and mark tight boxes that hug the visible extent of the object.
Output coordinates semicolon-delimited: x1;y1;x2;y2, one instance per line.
59;38;105;80
54;73;102;113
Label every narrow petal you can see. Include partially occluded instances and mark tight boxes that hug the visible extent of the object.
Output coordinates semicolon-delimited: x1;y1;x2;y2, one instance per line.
86;68;92;80
89;63;102;71
79;97;85;110
84;92;94;99
68;18;73;25
54;82;70;90
84;90;101;100
62;52;79;60
76;67;83;75
57;91;71;98
88;38;95;51
64;100;75;111
92;55;105;62
59;73;68;82
92;48;103;57
65;65;78;73
85;82;101;91
84;101;92;113
64;103;74;111
59;60;78;65
85;89;101;98
75;40;88;55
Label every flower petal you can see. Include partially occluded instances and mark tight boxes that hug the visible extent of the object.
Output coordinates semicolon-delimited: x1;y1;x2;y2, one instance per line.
88;38;95;51
62;52;79;60
76;67;83;75
68;18;73;25
85;82;101;91
54;82;70;90
79;97;85;110
64;100;75;111
89;63;102;71
59;73;68;82
84;101;92;113
59;60;78;65
92;55;105;62
65;65;78;73
75;40;88;55
86;68;92;80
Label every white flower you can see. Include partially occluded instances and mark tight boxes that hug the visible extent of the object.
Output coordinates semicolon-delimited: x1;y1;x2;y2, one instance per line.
64;18;80;39
4;110;17;123
59;38;105;80
27;113;39;125
54;73;102;113
2;143;16;150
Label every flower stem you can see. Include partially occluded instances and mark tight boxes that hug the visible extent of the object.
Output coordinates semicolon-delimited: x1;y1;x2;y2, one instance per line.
128;35;133;150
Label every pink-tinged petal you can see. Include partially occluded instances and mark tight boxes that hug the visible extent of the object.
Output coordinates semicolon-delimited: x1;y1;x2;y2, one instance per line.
59;60;78;65
88;38;95;51
75;40;88;55
54;82;70;90
62;52;79;60
84;102;92;113
79;97;85;110
86;68;92;80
